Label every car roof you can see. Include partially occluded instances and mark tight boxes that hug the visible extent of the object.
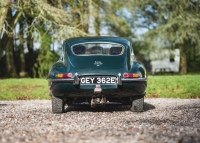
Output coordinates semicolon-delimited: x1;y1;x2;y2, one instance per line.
64;36;131;47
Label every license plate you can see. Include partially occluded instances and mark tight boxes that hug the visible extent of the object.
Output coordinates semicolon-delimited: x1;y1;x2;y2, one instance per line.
80;77;117;84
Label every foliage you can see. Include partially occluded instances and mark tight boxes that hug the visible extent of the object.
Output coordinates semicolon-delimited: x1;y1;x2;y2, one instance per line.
33;27;59;78
0;0;136;78
131;0;200;74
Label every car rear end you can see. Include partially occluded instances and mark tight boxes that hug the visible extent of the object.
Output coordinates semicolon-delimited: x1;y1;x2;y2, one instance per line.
48;37;147;113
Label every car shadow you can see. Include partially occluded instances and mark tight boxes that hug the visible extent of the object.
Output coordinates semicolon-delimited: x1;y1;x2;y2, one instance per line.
144;102;156;111
65;102;155;112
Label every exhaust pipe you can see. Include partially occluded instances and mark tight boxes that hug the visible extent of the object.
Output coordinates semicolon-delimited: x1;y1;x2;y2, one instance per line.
91;95;107;108
100;95;106;107
91;96;97;108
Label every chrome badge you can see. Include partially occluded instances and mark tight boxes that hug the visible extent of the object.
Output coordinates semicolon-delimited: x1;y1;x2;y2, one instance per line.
94;61;103;66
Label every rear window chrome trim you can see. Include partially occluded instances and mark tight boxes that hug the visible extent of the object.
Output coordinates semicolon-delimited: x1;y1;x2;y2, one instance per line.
70;42;125;56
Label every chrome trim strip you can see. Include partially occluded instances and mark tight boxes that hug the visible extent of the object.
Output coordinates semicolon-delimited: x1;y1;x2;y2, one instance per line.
121;78;147;82
48;78;147;82
48;79;74;82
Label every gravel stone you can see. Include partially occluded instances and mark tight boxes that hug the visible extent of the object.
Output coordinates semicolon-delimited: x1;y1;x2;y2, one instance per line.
0;98;200;143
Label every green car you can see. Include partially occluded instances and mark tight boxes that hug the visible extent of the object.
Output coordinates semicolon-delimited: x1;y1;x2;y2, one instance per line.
47;37;147;113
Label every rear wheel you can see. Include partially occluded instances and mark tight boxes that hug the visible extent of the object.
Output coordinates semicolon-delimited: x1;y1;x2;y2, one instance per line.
130;96;144;112
52;95;65;113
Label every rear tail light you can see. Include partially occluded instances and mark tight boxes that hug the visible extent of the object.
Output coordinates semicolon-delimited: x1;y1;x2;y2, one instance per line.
56;73;72;78
123;73;140;78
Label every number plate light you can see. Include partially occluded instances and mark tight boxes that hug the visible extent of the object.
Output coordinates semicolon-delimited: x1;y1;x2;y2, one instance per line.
94;85;102;93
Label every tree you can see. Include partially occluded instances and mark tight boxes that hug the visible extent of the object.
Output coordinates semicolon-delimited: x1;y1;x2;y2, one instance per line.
0;0;140;78
132;0;200;74
1;0;89;78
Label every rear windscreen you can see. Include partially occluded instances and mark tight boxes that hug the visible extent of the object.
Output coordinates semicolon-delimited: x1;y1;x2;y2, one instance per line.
72;43;124;56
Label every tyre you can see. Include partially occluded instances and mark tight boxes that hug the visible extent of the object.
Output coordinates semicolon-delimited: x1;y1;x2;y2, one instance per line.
52;95;65;113
130;96;144;112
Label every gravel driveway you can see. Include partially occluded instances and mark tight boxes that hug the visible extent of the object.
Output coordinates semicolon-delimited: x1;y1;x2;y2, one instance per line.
0;98;200;143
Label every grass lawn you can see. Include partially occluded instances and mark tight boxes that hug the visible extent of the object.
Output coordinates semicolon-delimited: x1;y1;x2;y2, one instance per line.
0;78;50;100
146;74;200;98
0;75;199;100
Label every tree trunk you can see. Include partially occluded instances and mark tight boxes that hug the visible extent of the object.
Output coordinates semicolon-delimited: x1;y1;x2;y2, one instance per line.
6;37;18;77
0;0;10;35
5;6;18;78
94;2;100;36
81;0;89;33
19;42;27;77
27;36;34;77
19;20;27;77
180;52;187;75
